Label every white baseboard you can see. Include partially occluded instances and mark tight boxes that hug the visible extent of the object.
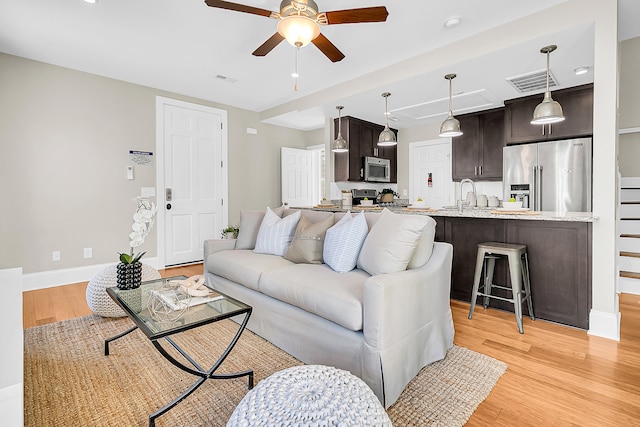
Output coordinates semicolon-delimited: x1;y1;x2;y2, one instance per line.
22;257;161;291
0;383;23;427
588;309;621;341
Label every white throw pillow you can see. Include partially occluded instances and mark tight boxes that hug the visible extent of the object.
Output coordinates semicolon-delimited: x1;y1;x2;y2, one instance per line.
236;206;285;250
323;211;369;273
254;208;301;256
357;208;431;276
407;215;436;269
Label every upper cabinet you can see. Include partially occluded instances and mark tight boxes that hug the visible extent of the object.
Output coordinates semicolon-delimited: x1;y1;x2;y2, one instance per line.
334;116;397;182
451;108;505;182
504;83;593;145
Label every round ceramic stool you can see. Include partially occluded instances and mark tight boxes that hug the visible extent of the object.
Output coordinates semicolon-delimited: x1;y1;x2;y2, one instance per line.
227;365;392;427
86;263;161;317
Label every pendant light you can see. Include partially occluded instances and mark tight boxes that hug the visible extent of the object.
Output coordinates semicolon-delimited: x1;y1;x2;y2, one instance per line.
332;106;348;153
439;73;463;137
378;92;397;146
531;45;565;125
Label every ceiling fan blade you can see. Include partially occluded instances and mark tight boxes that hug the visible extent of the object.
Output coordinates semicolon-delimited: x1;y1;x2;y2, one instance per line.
323;7;389;25
204;0;273;18
252;33;285;57
311;33;345;63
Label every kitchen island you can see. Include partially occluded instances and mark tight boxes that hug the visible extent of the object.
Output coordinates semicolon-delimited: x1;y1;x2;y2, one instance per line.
307;205;595;329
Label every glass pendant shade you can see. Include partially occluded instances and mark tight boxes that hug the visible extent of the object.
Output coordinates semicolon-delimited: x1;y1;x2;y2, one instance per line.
531;44;565;125
378;92;397;146
439;73;463;138
277;15;321;48
332;106;348;153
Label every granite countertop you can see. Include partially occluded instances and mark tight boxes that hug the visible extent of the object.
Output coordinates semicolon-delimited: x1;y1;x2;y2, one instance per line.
306;205;598;222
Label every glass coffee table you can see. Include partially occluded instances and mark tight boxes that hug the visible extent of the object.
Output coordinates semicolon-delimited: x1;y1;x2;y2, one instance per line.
105;276;253;427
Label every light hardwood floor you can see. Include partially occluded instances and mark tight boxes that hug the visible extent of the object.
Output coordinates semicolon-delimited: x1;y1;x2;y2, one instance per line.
23;265;640;425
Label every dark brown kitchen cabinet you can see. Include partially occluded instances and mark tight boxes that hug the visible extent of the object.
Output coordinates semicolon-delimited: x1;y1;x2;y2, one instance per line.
451;108;505;181
505;220;591;329
444;217;506;302
433;216;446;243
334;116;397;182
504;83;593;145
436;215;592;329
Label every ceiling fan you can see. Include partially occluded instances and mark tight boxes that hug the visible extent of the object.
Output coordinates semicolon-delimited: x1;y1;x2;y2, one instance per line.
204;0;389;62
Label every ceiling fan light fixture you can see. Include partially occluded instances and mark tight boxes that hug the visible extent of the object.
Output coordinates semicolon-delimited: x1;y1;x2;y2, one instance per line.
439;73;463;138
332;106;348;153
531;44;565;125
277;15;320;48
378;92;397;146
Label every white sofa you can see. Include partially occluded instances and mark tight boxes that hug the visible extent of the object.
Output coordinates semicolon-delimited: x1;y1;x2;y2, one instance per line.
203;208;454;408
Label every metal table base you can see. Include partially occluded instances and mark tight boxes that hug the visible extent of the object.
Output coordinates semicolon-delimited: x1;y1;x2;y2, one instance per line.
105;312;253;427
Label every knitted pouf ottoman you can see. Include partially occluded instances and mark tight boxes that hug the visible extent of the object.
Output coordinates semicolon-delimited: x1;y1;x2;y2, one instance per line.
86;263;161;317
227;365;392;427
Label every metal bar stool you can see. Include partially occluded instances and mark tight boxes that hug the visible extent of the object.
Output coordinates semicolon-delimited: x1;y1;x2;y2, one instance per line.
468;242;535;333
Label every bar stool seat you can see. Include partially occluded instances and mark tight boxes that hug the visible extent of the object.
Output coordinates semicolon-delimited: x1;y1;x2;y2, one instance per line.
468;242;534;333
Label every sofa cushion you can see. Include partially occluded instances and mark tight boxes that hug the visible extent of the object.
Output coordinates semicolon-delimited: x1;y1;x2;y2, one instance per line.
206;249;294;291
323;211;369;273
407;215;437;269
254;208;301;256
259;263;369;331
284;214;334;264
357;208;431;276
236;207;284;250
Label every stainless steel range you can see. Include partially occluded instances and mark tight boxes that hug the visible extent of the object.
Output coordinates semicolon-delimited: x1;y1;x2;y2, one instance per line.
351;189;377;205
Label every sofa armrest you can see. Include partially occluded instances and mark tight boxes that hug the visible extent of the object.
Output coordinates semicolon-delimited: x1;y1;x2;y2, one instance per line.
363;241;453;349
203;238;237;260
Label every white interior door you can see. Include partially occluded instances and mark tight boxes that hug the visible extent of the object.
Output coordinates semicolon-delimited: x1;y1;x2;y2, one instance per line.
281;147;317;207
409;140;453;208
158;98;227;266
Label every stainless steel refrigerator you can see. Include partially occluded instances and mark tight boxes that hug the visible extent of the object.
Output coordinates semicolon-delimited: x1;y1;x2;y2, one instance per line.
502;137;592;212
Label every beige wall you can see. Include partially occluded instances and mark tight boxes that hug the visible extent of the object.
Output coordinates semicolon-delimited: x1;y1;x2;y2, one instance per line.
619;37;640;177
0;53;310;273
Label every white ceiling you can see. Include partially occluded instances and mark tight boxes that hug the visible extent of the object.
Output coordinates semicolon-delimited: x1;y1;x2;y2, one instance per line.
1;0;638;131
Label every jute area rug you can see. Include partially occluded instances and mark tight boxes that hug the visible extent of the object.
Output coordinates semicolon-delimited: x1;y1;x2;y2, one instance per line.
24;315;506;426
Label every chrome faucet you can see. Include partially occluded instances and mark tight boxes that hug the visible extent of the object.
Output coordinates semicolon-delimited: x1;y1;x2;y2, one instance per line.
459;178;476;212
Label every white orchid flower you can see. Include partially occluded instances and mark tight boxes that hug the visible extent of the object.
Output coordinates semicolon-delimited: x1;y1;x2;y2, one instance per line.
121;197;158;262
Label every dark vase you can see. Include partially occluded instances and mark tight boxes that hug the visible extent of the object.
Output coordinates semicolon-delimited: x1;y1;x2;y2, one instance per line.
116;262;143;290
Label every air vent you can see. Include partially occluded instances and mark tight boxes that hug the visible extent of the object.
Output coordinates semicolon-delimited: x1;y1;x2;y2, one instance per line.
215;74;237;83
506;69;558;93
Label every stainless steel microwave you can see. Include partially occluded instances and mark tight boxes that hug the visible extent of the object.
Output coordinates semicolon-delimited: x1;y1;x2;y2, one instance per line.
363;156;390;182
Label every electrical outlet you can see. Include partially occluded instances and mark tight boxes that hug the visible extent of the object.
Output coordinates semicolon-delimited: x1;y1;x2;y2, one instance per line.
52;251;61;261
403;189;408;196
83;248;92;259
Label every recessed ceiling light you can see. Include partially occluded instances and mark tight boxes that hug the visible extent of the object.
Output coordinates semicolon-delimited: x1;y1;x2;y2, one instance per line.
444;17;461;28
574;66;590;75
215;74;237;83
84;0;98;4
